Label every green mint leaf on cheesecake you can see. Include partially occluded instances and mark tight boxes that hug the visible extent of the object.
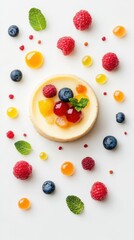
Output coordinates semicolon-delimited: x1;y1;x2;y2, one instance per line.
29;8;47;31
66;195;84;214
14;140;32;155
69;97;89;112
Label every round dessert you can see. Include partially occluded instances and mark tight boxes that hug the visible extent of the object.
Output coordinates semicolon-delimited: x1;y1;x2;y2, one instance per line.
30;75;98;142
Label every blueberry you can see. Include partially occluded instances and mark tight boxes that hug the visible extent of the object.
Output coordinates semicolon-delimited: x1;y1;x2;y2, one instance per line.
116;112;125;123
8;25;19;37
10;69;22;82
103;136;117;150
58;88;74;102
42;180;55;194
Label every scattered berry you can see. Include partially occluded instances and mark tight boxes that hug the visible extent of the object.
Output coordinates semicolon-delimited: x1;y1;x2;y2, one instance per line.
113;90;125;102
6;130;15;139
57;36;75;56
8;25;19;37
13;160;32;180
58;87;74;102
54;101;69;116
9;94;14;99
124;131;128;135
19;45;25;51
42;84;57;98
103;136;117;150
84;144;88;148
23;133;27;137
73;10;92;31
102;36;106;41
81;157;95;170
29;35;33;40
103;92;107;96
109;170;113;174
42;180;55;194
84;42;88;46
61;162;75;176
102;52;119;71
116;112;125;123
18;198;31;210
90;182;108;201
10;69;22;82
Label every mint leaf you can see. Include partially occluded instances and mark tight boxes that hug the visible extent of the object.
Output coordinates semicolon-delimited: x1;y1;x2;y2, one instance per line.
66;195;84;214
14;141;32;155
69;97;89;112
29;8;47;31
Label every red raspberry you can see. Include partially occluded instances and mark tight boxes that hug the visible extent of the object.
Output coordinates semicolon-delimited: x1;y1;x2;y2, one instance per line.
13;161;32;180
102;52;119;71
81;157;95;170
6;130;15;139
54;101;69;116
66;107;82;123
42;84;57;98
57;36;75;56
90;182;108;201
73;10;92;31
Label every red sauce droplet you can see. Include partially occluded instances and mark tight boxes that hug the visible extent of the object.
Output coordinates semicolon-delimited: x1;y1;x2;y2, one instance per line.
109;170;113;174
84;144;88;148
19;45;25;51
29;35;34;40
84;42;88;46
9;94;14;99
124;131;128;135
23;133;27;137
103;92;107;96
38;40;42;44
102;36;106;41
58;146;63;150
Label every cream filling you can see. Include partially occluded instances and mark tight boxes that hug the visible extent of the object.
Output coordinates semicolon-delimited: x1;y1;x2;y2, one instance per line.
30;75;98;141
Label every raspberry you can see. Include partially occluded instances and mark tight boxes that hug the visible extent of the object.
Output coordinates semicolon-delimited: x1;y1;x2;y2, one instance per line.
42;84;57;98
90;182;108;201
73;10;92;31
6;130;15;139
57;36;75;56
13;161;32;180
81;157;95;170
102;52;119;71
66;107;82;123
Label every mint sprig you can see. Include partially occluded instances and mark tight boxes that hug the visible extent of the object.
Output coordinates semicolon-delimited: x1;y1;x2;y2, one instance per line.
14;140;32;155
66;195;84;214
29;8;47;31
69;97;89;112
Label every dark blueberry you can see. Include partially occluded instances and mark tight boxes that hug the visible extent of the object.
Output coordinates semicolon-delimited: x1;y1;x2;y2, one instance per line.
58;88;74;102
42;180;55;194
116;112;125;123
10;69;22;82
103;136;117;150
8;25;19;37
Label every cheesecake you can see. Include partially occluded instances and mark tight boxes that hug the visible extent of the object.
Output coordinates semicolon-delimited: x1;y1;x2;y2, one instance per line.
30;74;98;142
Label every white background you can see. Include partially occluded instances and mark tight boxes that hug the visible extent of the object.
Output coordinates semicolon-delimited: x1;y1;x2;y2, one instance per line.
0;0;134;239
